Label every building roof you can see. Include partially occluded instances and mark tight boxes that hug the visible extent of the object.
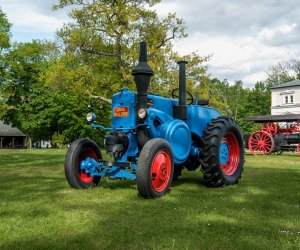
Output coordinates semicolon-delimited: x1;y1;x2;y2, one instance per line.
0;121;26;137
270;79;300;89
244;114;300;123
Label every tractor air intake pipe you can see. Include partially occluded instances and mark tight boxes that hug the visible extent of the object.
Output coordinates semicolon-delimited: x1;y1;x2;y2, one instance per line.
132;41;154;115
178;61;188;106
173;60;188;120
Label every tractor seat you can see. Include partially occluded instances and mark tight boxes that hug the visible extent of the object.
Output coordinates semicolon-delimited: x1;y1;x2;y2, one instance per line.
196;99;209;106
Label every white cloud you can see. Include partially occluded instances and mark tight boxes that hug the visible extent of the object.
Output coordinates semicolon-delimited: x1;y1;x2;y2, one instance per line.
0;0;69;38
155;0;300;87
8;7;65;32
172;33;293;86
1;0;300;87
257;23;297;43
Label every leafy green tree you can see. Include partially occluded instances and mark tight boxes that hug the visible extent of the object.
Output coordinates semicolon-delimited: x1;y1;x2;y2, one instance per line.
0;7;11;51
198;78;231;114
266;59;300;88
22;88;110;145
1;40;53;146
222;80;250;121
39;0;215;143
237;81;271;134
50;0;209;100
0;8;12;116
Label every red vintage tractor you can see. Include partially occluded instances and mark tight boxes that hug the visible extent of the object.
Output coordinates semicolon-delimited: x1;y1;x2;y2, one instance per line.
244;114;300;155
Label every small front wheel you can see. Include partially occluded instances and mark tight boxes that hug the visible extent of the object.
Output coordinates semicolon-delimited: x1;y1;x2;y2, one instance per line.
137;139;174;199
65;138;101;189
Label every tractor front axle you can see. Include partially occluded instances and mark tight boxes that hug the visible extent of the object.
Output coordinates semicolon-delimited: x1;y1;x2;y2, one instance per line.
80;158;137;180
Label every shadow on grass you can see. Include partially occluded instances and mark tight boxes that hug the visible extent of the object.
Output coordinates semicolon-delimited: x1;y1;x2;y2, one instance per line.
172;171;206;187
101;179;137;190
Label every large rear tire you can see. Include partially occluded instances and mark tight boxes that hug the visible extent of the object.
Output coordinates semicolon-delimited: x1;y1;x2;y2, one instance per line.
137;138;174;199
65;138;101;189
200;117;244;187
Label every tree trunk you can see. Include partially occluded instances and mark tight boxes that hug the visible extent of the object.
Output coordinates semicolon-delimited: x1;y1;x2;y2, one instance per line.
28;137;32;148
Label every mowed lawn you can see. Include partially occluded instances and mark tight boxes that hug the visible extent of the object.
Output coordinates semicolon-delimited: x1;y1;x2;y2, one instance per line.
0;149;299;250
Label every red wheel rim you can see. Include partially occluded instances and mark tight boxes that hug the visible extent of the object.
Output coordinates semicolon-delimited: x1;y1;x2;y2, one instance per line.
261;122;277;135
220;132;240;176
78;148;97;183
151;150;172;192
248;131;274;155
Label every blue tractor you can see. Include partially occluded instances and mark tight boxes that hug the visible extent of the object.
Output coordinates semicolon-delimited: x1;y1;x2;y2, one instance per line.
65;42;244;199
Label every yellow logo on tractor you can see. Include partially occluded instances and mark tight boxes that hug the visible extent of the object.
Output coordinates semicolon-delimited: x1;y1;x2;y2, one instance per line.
114;107;129;117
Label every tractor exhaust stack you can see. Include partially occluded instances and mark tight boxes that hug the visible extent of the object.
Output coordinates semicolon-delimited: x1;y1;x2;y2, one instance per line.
132;41;154;113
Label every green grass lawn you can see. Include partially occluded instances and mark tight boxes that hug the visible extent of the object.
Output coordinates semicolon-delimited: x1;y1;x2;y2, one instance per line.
0;149;299;250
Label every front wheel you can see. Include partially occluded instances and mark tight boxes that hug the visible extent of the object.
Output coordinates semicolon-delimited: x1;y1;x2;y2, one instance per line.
65;138;101;189
200;117;244;187
137;139;174;199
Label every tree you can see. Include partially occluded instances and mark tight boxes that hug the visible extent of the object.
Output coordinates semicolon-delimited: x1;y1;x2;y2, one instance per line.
239;81;271;134
266;59;300;88
22;88;110;144
0;8;12;116
0;7;11;51
3;1;229;145
1;40;53;146
40;0;216;143
50;0;209;100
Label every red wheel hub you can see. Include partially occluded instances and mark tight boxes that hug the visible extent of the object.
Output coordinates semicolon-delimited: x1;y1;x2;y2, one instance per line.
151;150;172;192
78;148;97;183
220;132;240;176
248;131;274;155
261;122;277;135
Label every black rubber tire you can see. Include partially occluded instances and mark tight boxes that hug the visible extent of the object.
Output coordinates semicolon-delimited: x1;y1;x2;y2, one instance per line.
200;116;244;187
65;138;101;189
137;138;174;199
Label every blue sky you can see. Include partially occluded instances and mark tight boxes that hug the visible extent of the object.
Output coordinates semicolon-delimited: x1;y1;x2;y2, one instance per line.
1;0;300;87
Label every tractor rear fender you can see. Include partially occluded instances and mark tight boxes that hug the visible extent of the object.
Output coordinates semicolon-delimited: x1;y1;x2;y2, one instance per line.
186;106;221;138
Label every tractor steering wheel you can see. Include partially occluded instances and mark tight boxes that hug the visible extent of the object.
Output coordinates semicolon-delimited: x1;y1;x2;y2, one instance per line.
171;88;194;105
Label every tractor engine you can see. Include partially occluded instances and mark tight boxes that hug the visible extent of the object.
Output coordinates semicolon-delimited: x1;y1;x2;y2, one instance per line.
105;132;129;158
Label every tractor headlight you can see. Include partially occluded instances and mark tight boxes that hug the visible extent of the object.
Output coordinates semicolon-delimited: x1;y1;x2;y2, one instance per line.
138;108;147;119
86;112;96;122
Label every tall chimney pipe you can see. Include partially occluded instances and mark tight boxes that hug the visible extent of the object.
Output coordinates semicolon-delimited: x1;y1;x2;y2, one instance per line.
132;42;154;116
173;60;188;120
177;61;188;106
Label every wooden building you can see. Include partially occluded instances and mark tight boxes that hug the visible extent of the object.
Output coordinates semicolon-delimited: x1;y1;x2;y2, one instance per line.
0;121;26;148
